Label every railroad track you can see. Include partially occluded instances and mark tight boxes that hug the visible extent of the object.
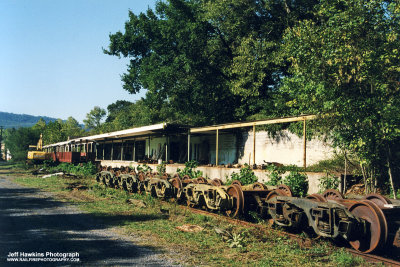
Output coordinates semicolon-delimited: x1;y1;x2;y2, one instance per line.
347;249;400;266
185;205;400;266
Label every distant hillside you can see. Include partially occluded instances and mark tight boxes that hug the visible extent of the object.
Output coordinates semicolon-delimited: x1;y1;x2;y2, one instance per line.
0;111;59;128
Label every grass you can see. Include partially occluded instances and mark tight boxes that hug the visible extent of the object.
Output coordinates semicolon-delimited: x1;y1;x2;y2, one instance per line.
0;163;367;266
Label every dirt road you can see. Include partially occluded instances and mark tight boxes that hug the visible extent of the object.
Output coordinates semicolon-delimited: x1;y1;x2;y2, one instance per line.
0;176;180;266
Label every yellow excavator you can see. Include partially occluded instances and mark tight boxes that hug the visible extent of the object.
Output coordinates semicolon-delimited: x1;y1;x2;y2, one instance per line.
27;134;52;163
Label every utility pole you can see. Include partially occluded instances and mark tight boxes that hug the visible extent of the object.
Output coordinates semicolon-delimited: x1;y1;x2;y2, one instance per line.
0;126;3;161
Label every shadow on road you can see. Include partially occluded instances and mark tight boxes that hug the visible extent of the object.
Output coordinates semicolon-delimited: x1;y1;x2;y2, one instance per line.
0;181;170;265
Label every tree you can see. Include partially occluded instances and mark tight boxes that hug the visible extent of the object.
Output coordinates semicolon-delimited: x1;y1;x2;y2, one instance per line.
281;0;400;195
84;106;106;132
106;100;134;122
104;0;319;125
43;120;65;145
62;116;83;139
4;127;39;161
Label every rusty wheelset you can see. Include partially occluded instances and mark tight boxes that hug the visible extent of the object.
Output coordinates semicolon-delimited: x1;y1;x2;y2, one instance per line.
96;167;400;254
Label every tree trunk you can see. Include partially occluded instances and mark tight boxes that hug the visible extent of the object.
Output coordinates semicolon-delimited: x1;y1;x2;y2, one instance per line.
387;147;397;200
361;164;368;195
343;150;347;194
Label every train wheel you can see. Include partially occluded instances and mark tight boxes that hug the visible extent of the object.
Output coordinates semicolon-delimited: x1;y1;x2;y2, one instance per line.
171;177;183;199
348;200;388;253
251;182;267;190
211;178;223;186
226;184;244;218
137;172;146;182
231;180;242;187
265;189;286;201
182;175;191;183
322;189;344;201
362;193;392;208
306;194;326;202
277;184;293;197
196;177;208;184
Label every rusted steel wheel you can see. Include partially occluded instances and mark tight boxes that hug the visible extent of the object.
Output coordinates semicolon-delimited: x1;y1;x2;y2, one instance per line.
182;175;191;183
322;189;344;201
137;172;146;182
171;177;183;199
265;189;286;201
226;184;244;218
348;200;388;253
306;194;327;202
251;182;267;190
277;184;293;197
161;173;170;180
210;178;223;186
231;180;242;187
196;177;208;184
173;173;181;179
362;193;392;208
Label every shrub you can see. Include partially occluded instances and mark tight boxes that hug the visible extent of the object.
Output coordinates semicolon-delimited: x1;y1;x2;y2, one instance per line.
177;160;203;178
283;171;309;197
156;161;167;175
265;165;285;186
136;164;152;173
228;164;258;185
318;173;340;193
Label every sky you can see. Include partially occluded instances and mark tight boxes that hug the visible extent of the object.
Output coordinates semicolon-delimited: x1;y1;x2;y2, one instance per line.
0;0;156;123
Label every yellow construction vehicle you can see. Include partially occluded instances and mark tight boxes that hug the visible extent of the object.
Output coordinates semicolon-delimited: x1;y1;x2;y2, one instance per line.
27;134;52;163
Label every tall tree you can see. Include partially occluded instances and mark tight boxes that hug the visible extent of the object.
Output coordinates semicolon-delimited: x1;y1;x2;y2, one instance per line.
4;127;39;161
282;0;400;194
104;0;318;125
62;116;83;139
84;106;106;132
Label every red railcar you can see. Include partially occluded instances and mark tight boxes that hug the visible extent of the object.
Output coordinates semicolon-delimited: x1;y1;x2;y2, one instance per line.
50;152;95;163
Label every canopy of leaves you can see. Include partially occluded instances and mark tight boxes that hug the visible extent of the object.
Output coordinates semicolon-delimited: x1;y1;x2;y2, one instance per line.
104;0;319;125
282;0;400;184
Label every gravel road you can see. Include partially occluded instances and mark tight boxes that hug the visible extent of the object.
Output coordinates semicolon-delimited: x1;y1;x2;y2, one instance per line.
0;176;181;266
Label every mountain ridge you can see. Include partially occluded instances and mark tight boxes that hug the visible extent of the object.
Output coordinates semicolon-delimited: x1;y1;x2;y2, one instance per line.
0;111;60;129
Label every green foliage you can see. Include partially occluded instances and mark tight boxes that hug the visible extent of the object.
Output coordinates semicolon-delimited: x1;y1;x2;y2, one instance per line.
4;127;40;161
45;162;97;177
282;0;400;189
177;160;203;178
103;0;321;125
156;161;167;175
283;171;309;197
265;165;285;186
229;164;258;185
83;106;106;132
318;173;340;193
136;164;152;173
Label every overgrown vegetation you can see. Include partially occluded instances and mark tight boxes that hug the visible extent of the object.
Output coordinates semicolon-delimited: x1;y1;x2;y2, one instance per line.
177;160;203;178
283;171;309;197
264;165;309;197
43;161;97;177
265;165;285;186
136;164;152;173
156;161;167;175
227;164;258;185
318;173;340;193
